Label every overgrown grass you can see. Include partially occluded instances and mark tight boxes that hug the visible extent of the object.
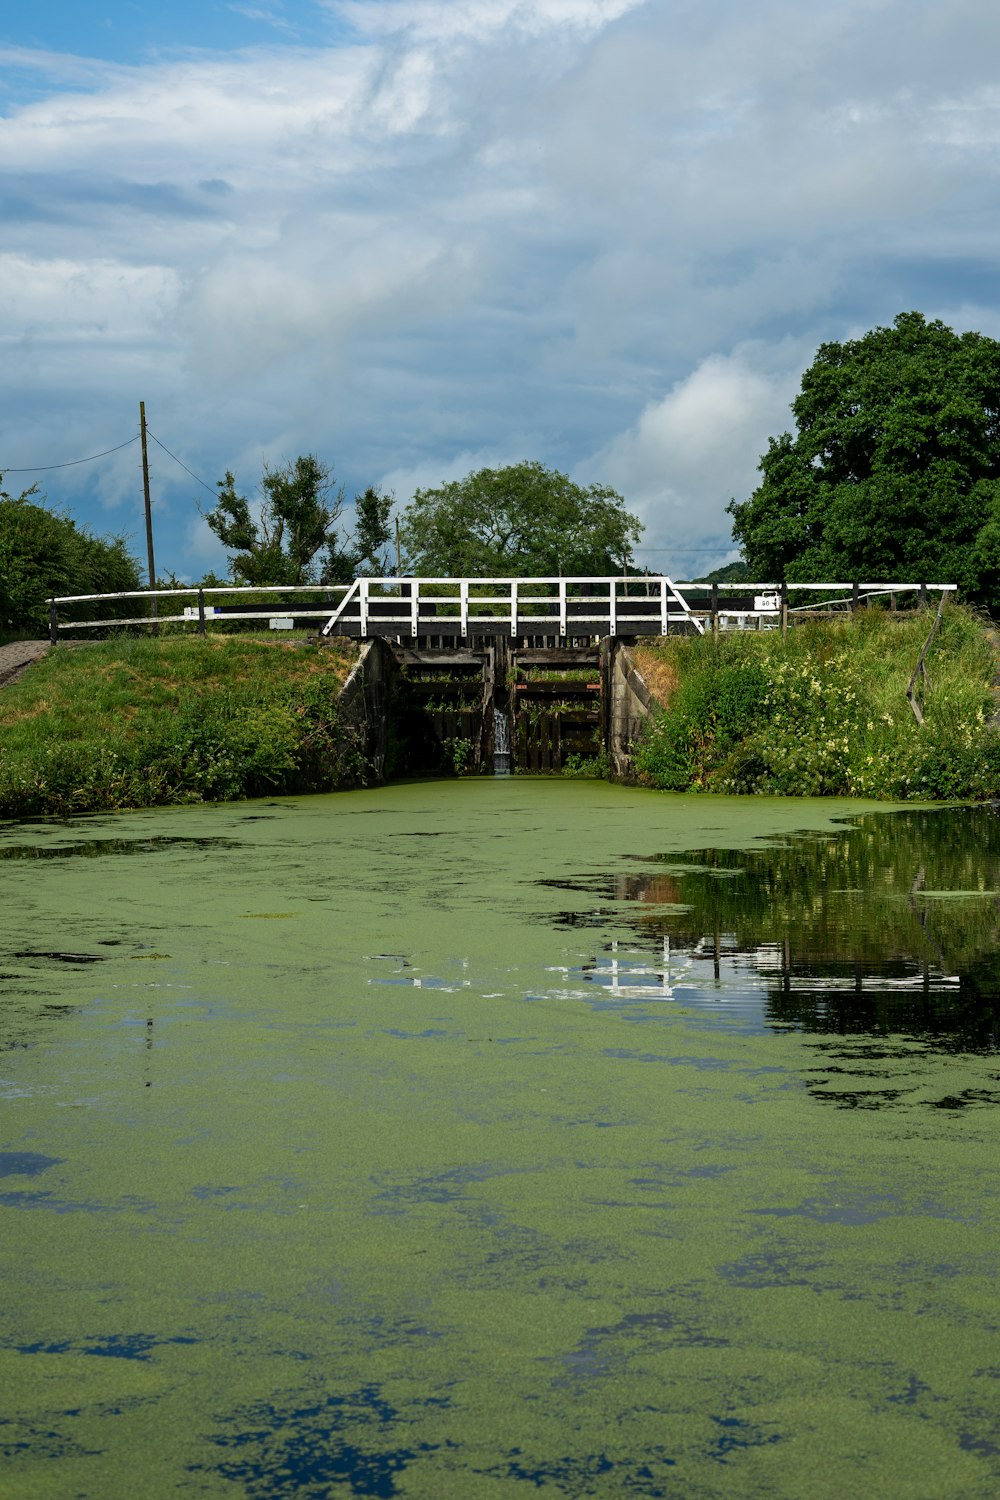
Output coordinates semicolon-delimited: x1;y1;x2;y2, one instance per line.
633;605;1000;800
0;635;360;818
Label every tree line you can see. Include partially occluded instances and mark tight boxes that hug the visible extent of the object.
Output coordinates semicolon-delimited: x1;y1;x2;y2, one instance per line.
0;481;139;638
6;306;1000;637
2;458;645;637
200;457;643;586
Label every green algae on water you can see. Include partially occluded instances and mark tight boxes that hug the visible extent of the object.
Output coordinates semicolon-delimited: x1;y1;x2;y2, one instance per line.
0;781;998;1498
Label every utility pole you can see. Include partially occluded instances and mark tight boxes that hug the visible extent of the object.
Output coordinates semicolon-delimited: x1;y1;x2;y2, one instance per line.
139;401;158;632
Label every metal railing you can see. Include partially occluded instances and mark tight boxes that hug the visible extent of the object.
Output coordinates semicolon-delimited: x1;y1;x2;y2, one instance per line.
46;577;959;642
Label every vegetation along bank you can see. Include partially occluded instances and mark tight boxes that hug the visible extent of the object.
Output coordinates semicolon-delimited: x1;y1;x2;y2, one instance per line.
0;636;360;819
1;603;998;819
632;605;1000;800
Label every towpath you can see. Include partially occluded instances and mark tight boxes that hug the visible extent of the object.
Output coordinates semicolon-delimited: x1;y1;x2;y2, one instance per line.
0;640;49;691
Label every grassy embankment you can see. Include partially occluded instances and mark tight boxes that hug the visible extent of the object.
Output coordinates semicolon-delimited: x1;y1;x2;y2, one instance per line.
632;603;1000;800
3;606;998;818
0;635;359;819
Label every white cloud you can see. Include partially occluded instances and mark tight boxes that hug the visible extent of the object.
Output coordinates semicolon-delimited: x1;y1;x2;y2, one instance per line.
591;343;807;573
3;0;1000;574
379;447;521;506
0;253;178;343
333;0;642;44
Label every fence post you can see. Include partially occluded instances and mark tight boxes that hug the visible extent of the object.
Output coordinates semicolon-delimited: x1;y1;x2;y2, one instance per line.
852;581;860;613
711;582;718;639
780;581;788;637
919;581;928;609
49;600;58;645
197;588;206;636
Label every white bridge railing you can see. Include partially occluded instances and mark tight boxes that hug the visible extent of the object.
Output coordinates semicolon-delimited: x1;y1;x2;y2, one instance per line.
47;577;958;641
319;577;957;638
320;576;707;637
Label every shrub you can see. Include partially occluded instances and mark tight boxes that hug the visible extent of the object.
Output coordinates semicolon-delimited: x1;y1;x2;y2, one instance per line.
635;606;1000;801
0;492;141;636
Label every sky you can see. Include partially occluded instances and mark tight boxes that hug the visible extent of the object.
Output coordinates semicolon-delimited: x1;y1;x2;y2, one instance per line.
2;0;1000;581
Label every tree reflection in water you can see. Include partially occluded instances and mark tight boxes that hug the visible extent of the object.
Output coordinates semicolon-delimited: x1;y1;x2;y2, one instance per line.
555;807;1000;1057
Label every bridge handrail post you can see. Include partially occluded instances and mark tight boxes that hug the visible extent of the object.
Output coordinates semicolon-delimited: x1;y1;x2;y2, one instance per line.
510;580;518;638
411;581;419;637
660;577;668;634
559;578;567;637
460;580;469;639
609;578;617;636
360;578;369;638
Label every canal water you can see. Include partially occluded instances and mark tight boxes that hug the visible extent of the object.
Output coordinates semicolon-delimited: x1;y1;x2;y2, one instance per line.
1;780;999;1499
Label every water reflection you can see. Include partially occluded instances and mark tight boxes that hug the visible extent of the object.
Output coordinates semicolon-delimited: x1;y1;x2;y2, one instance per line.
540;807;1000;1058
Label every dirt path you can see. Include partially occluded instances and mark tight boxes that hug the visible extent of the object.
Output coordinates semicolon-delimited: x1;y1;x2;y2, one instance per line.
0;640;49;691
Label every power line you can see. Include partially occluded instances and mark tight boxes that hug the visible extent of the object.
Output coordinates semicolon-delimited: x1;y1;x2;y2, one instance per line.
1;435;139;473
146;431;218;496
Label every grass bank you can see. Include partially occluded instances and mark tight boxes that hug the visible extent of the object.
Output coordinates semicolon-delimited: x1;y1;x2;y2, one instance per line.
633;604;1000;800
0;635;359;819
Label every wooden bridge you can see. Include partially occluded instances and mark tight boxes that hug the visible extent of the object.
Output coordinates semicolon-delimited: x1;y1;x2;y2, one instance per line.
47;577;958;644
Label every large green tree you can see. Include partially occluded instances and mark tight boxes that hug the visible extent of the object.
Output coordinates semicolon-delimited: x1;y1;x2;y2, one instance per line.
728;312;1000;607
0;482;140;636
399;461;643;576
203;455;351;586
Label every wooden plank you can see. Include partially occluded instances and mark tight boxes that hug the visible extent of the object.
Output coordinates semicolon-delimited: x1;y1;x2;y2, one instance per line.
407;681;470;698
394;650;486;667
514;680;599;698
514;649;600;667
